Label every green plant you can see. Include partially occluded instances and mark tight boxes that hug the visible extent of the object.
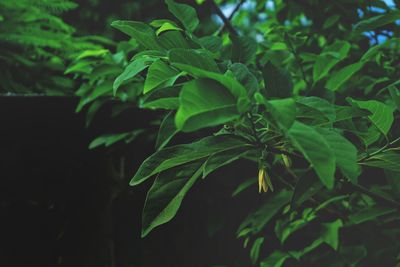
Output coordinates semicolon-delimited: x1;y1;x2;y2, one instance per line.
0;0;109;95
80;0;400;265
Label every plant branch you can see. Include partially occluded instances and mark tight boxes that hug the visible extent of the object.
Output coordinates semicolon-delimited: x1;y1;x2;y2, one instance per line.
208;0;239;36
217;0;246;35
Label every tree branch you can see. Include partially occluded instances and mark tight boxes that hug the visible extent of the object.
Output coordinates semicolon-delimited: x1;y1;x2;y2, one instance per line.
208;0;238;36
217;0;246;35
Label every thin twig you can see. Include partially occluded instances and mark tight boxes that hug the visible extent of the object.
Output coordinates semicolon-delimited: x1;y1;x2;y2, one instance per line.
217;0;246;35
208;0;239;36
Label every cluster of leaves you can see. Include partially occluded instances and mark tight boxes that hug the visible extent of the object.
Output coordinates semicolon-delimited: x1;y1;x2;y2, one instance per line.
0;0;111;95
77;0;399;265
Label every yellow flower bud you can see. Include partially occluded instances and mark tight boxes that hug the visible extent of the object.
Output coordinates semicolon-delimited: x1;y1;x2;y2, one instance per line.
282;154;291;168
258;168;268;193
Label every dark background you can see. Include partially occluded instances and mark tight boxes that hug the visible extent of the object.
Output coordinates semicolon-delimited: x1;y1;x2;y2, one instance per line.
0;97;262;267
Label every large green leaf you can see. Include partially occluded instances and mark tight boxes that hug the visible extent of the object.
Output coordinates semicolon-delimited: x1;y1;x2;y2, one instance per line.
131;135;249;185
140;85;180;110
165;0;199;32
111;20;163;50
250;237;264;265
231;35;257;65
169;48;220;72
261;62;293;98
170;62;250;112
317;128;360;183
158;31;191;50
321;219;343;250
288;121;336;189
175;78;239;132
349;99;395;135
141;161;203;237
353;10;400;34
348;205;396;224
143;59;180;94
155;111;179;150
326;62;364;91
228;63;259;97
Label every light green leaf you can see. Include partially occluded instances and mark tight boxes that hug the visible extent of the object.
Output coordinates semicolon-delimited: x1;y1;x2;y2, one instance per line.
288;121;336;189
175;78;239;132
156;111;179;150
260;251;291;267
143;59;180;94
250;237;264;265
165;0;199;32
349;99;395;135
154;21;182;35
317;128;360;183
313;55;341;83
255;93;296;129
326;62;364;91
321;219;343;250
141;161;204;237
131;135;249;185
111;20;164;50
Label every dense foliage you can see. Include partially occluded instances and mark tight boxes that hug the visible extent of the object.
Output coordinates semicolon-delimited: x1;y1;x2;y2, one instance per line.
3;0;400;266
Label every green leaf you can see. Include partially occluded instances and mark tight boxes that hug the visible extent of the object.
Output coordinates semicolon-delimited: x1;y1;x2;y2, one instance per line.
165;0;199;32
261;62;293;98
260;251;291;267
349;99;395;135
131;135;249;185
113;57;154;94
202;148;248;177
353;10;400;34
169;48;220;72
158;31;191;50
198;36;222;54
348;205;396;224
152;21;182;36
288;121;336;189
89;130;144;149
237;190;292;235
255;93;296;129
388;86;400;112
313;55;341;83
326;62;364;91
291;174;324;209
171;62;250;112
362;152;400;172
297;96;336;122
111;20;164;50
156;111;179;150
250;237;264;265
141;161;204;237
232;179;257;197
321;219;343;250
143;59;181;94
228;63;259;97
175;78;239;132
140;85;180;110
231;35;258;65
317;128;360;183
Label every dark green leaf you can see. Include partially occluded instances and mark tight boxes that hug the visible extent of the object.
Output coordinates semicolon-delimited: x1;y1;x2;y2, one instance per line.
348;205;396;224
202;148;248;177
231;35;257;65
143;59;180;93
250;237;264;265
353;10;400;34
140;85;181;110
142;161;203;237
131;135;249;185
169;48;220;72
362;152;400;172
262;62;293;98
326;62;364;91
156;111;179;150
232;179;257;197
288;121;336;189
